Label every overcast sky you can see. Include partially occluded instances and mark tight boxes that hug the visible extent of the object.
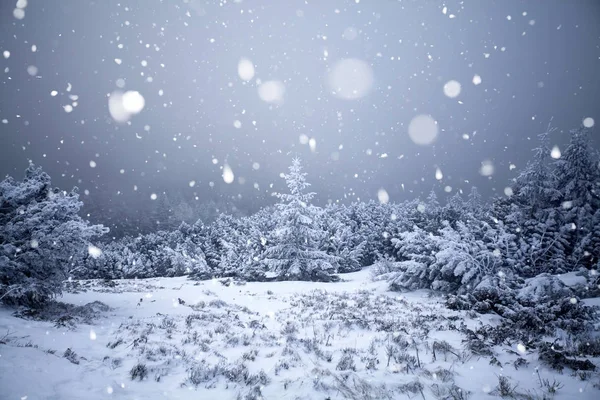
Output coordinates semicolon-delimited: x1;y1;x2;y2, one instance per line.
1;0;599;217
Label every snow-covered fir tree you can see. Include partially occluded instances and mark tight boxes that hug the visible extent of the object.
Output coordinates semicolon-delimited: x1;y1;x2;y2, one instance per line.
263;158;338;281
553;126;600;268
321;210;366;273
346;201;394;264
507;127;569;276
0;165;108;306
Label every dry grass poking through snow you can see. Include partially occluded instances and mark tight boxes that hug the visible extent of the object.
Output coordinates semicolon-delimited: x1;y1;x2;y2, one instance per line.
1;273;599;399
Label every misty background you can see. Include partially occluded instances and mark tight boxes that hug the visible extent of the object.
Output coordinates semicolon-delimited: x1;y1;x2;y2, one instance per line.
1;0;599;236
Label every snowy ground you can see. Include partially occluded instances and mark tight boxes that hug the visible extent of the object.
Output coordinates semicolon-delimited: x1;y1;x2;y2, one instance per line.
1;268;598;400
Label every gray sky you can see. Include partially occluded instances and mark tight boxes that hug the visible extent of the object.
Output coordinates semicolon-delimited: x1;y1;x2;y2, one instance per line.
1;0;599;221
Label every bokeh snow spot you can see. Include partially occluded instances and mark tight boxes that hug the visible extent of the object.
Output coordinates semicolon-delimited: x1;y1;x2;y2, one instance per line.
583;117;594;128
408;114;438;145
328;58;373;100
377;188;389;204
222;164;235;184
443;80;461;98
258;80;285;104
237;58;255;81
88;245;102;258
108;90;145;123
122;91;145;114
479;160;494;176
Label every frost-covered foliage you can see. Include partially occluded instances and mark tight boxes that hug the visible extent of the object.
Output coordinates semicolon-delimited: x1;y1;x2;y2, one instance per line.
344;201;398;265
497;125;600;276
553;127;600;268
381;226;436;291
448;273;596;338
70;126;599;292
81;222;209;279
382;217;517;295
214;210;272;281
320;208;366;273
263;158;339;282
0;165;108;307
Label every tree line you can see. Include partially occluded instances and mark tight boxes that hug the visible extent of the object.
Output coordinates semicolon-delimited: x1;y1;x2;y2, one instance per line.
1;124;598;308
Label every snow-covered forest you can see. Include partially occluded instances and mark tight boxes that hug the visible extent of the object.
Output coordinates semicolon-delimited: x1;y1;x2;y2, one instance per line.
2;126;600;399
1;1;600;399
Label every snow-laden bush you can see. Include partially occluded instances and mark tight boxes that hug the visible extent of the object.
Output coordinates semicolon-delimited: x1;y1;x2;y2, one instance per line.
321;217;366;274
448;273;596;337
78;223;210;280
517;273;571;304
513;274;594;335
0;165;108;307
380;226;437;290
383;219;516;295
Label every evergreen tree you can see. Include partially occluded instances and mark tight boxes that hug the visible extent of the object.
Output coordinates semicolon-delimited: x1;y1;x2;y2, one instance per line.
202;213;234;272
466;187;484;219
322;212;366;273
151;192;175;230
512;128;560;211
553;127;600;268
440;192;466;229
507;126;568;275
263;158;338;281
386;225;438;291
419;189;442;233
346;201;393;264
0;165;108;306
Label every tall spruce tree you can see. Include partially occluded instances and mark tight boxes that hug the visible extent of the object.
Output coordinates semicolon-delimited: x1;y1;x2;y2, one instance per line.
263;158;338;281
553;126;600;267
508;126;568;275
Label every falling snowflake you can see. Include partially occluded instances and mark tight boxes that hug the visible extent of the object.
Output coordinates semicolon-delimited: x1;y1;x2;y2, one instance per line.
583;117;594;128
443;80;461;98
27;65;38;76
258;80;285;103
88;245;102;258
479;160;494;176
377;188;389;204
408;115;438;145
222;164;235;184
122;91;145;114
237;58;255;81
